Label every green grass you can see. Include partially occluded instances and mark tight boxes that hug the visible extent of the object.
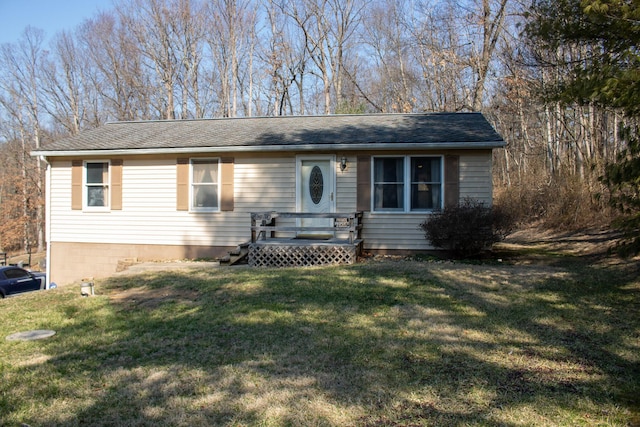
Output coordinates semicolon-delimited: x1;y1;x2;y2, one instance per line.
1;257;639;426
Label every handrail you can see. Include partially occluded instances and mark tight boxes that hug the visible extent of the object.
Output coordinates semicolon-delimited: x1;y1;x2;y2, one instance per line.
251;211;363;244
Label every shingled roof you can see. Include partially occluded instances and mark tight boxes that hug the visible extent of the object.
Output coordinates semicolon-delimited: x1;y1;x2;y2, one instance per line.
32;113;504;156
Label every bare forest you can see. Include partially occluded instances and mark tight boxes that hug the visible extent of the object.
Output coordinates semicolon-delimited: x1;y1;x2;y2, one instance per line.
0;0;627;254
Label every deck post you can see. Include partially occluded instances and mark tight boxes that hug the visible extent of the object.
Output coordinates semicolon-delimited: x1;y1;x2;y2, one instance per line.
251;216;256;243
251;212;277;242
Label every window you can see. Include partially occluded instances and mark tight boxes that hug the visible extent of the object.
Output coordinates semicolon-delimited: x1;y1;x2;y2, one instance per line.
85;161;109;208
411;157;441;210
373;156;442;212
373;157;405;211
191;158;219;211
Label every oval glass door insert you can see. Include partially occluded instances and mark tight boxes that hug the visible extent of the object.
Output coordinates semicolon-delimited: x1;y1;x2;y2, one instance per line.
309;166;324;204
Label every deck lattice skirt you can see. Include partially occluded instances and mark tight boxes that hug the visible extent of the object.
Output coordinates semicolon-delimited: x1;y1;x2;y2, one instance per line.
248;242;360;267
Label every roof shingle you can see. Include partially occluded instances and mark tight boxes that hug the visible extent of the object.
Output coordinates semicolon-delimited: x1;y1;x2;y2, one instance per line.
33;113;504;155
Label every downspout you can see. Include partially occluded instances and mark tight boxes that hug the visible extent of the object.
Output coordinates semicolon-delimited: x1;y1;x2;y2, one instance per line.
39;156;52;288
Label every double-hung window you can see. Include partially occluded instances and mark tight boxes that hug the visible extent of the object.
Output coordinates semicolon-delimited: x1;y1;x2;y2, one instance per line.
191;158;219;211
373;157;405;211
85;161;110;209
373;156;442;212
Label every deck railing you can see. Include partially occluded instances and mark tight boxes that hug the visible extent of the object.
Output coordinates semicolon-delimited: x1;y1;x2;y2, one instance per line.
250;211;363;244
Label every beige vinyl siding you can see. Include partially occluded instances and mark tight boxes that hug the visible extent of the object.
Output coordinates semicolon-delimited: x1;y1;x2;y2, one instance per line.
334;156;357;240
336;155;357;211
49;151;493;254
235;157;296;212
49;158;247;247
50;156;299;246
459;153;493;204
355;153;436;251
50;161;74;219
362;213;431;251
236;156;297;235
360;151;493;251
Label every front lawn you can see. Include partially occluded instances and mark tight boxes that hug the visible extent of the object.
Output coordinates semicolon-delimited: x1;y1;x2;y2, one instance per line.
1;255;638;426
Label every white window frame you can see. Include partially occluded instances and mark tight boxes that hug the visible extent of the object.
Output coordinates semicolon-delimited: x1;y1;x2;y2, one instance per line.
372;155;443;213
83;160;110;211
189;158;221;212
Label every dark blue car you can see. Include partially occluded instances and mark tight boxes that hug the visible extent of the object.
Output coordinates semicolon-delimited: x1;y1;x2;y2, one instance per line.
0;266;56;298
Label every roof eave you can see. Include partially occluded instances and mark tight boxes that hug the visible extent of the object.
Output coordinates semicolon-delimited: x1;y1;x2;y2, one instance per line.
32;141;505;158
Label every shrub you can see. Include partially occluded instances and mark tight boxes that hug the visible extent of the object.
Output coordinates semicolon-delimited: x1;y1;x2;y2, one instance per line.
419;198;513;258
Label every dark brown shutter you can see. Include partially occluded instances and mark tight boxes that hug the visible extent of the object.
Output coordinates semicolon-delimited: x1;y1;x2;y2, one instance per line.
356;155;371;212
71;160;83;210
444;155;460;208
176;158;189;211
111;159;123;210
220;157;234;211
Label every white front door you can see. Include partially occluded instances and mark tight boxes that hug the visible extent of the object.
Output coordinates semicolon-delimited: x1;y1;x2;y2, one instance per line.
298;157;335;235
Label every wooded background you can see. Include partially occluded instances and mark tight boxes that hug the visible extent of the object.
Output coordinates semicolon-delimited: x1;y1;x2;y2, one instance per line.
0;0;633;254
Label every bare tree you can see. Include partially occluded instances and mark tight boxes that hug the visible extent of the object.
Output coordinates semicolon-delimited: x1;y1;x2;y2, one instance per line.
172;0;208;118
81;11;152;121
284;0;369;114
117;0;182;119
362;0;416;112
0;129;30;252
207;0;257;117
0;28;46;252
405;2;469;111
260;0;310;115
468;0;509;111
40;31;89;135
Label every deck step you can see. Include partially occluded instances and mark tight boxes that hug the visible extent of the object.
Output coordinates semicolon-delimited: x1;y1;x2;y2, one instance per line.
220;244;250;266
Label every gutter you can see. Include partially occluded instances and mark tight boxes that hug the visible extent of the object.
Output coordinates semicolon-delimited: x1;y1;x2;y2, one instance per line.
31;141;506;157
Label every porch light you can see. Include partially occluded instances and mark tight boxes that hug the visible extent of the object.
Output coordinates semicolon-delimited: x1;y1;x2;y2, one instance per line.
340;156;348;171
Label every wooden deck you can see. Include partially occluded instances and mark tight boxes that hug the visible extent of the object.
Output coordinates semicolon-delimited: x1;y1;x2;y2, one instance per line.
248;212;363;267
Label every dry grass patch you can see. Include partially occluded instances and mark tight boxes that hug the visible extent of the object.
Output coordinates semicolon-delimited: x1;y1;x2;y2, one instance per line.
108;286;201;310
1;247;638;426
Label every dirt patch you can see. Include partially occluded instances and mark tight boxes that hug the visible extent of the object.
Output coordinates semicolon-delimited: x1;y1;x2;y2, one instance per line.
491;225;640;268
113;260;220;275
503;226;622;257
109;286;201;310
